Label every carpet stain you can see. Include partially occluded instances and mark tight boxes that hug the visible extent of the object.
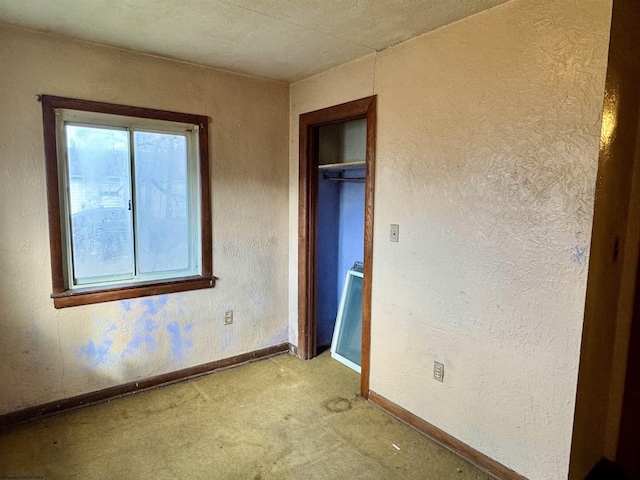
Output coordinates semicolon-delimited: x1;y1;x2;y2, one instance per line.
324;397;352;413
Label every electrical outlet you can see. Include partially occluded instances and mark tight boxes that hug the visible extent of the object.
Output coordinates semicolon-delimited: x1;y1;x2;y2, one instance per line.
224;310;233;325
390;224;399;242
433;361;444;382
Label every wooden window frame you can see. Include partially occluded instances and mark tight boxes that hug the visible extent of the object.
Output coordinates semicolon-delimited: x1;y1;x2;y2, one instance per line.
40;95;214;308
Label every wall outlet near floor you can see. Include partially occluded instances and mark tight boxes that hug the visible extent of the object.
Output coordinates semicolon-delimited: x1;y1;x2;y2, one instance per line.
224;310;233;325
433;361;444;382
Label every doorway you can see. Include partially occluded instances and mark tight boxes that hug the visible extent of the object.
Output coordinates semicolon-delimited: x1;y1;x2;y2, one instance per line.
297;96;376;398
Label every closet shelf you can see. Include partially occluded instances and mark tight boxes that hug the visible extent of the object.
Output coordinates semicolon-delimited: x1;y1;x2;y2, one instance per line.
318;161;365;171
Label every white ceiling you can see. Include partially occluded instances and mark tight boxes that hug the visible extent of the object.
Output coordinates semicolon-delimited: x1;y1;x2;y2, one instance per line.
0;0;509;82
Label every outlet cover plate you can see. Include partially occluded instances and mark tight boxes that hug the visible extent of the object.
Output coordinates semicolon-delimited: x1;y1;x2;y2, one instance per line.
390;224;399;242
224;310;233;325
434;361;444;382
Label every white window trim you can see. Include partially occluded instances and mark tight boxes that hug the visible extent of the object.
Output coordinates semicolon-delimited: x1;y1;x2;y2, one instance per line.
55;109;203;290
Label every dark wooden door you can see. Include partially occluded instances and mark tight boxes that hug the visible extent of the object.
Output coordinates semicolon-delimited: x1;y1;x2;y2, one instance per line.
617;256;640;479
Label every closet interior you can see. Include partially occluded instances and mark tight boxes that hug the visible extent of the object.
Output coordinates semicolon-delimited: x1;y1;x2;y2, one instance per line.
316;118;366;371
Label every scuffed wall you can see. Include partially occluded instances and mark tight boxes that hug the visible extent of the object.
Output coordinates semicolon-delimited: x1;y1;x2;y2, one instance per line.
289;0;612;478
0;24;289;414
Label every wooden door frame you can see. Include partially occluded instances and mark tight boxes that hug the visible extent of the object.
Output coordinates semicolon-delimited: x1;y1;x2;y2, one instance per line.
298;95;376;398
615;100;640;479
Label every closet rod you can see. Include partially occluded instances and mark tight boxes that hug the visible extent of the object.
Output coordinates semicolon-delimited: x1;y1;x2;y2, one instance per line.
322;176;365;183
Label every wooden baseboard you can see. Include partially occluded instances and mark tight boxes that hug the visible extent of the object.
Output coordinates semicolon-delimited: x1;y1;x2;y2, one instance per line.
368;391;527;480
0;343;289;431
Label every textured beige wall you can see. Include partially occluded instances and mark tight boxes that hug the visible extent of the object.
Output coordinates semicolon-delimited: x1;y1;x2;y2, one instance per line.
0;24;290;414
289;0;612;478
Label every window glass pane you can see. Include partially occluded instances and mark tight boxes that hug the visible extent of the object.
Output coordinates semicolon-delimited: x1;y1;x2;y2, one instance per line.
335;273;363;367
134;132;190;274
66;125;134;282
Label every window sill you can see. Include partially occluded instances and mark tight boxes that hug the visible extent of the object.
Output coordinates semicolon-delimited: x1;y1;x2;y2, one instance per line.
51;275;216;308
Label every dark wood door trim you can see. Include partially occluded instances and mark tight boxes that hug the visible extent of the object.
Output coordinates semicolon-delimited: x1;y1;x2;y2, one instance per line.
297;96;376;399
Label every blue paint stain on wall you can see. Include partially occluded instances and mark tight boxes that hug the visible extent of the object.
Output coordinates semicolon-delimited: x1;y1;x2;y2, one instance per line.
25;322;41;341
167;321;193;360
122;317;159;358
77;319;118;367
112;295;195;362
119;296;172;359
79;339;114;367
572;244;588;264
142;295;169;315
79;295;187;368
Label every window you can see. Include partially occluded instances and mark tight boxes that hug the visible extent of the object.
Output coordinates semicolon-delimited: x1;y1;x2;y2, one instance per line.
41;96;214;308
